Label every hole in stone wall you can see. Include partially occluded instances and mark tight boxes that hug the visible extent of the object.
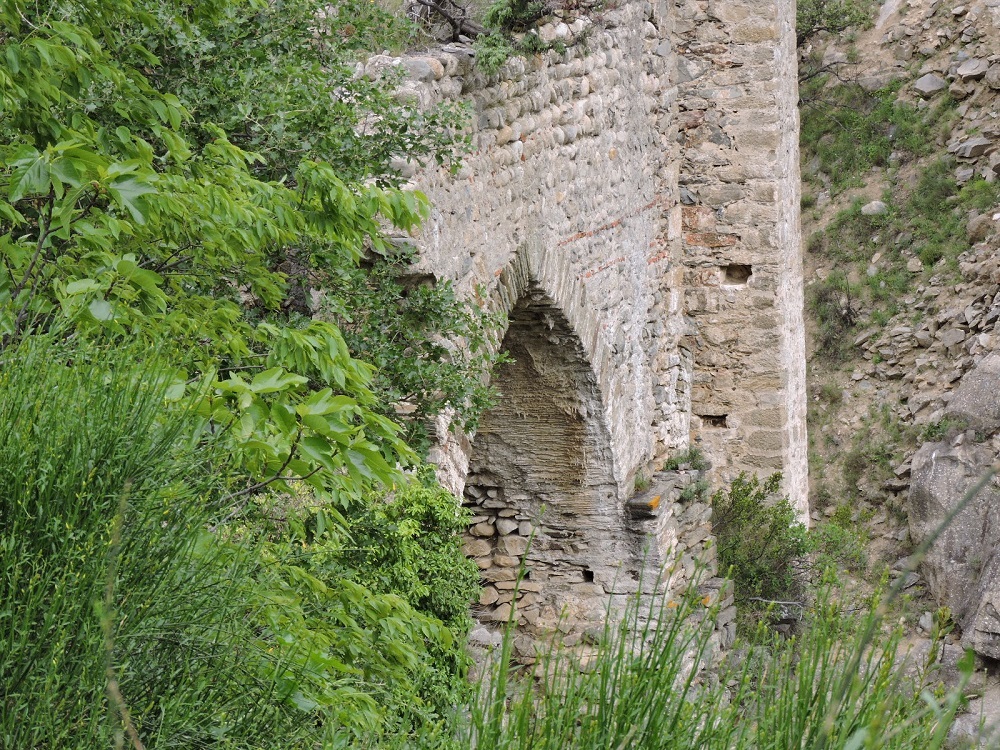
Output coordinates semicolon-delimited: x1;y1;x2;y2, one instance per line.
723;264;752;285
704;414;728;428
582;568;595;583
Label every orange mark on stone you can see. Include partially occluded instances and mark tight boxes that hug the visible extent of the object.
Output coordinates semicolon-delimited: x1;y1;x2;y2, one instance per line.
647;494;661;510
581;256;627;279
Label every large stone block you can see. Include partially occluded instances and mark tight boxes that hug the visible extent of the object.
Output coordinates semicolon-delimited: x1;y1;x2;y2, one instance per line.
945;352;1000;433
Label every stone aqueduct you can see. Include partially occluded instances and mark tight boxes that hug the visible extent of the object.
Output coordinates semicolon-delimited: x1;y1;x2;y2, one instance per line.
373;0;805;638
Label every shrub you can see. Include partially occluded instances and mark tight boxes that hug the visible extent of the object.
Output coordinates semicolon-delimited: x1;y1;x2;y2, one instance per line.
809;271;860;360
907;160;1000;269
662;446;710;471
797;0;874;44
0;333;475;747
711;473;810;610
322;251;508;455
799;82;935;193
811;517;869;573
0;334;316;746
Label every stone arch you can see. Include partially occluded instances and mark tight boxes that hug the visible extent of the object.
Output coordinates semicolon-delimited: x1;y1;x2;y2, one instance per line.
463;257;647;636
487;243;648;495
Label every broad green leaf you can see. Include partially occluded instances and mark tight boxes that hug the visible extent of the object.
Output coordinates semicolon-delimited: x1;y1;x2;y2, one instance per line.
271;402;297;433
64;278;103;295
296;389;356;417
88;298;113;321
107;175;156;224
250;367;308;394
299;435;338;471
9;152;49;202
0;203;25;225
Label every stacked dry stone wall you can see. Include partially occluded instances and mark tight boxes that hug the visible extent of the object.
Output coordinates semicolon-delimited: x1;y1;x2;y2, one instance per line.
367;0;804;643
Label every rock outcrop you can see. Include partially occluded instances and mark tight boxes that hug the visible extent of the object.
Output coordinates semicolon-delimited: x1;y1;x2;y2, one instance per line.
909;436;1000;655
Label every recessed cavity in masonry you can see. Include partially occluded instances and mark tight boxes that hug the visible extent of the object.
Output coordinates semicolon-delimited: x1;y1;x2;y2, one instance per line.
464;287;631;636
723;264;753;285
703;414;728;428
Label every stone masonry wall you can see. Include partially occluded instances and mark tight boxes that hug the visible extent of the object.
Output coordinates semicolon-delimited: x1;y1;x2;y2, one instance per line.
365;0;805;640
374;0;686;497
674;0;808;518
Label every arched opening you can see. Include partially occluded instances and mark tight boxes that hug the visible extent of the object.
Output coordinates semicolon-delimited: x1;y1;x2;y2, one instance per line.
463;284;640;638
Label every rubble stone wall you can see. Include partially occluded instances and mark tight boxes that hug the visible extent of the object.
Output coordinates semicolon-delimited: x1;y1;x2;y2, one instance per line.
369;0;804;640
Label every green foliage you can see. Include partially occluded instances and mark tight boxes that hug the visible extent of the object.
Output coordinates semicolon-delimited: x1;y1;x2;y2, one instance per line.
322;250;509;454
0;333;476;747
798;85;993;333
920;414;970;442
121;0;462;185
0;0;500;512
712;473;810;609
799;82;934;193
0;0;443;509
473;32;519;74
483;0;547;31
470;576;970;749
842;437;893;493
0;334;313;746
809;270;860;360
906;159;1000;268
0;2;486;746
796;0;874;44
473;0;575;74
811;517;870;573
336;468;481;717
841;405;901;499
662;446;710;471
679;478;710;502
818;381;843;405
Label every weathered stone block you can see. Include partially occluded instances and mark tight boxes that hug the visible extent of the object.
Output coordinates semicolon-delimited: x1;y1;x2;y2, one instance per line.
463;539;492;557
499;536;530;557
496;518;520;535
731;21;779;42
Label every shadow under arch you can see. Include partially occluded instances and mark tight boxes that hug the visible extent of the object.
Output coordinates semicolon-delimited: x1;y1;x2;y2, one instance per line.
464;276;647;636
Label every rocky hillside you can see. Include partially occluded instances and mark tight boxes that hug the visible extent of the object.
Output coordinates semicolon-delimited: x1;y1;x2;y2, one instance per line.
800;0;1000;734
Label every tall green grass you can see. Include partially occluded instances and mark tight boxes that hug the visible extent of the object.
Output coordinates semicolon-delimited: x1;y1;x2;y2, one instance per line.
0;334;316;747
1;330;992;749
466;573;975;750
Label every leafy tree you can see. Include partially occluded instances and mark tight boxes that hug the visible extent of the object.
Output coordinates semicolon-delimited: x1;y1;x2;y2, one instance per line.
117;0;467;186
0;1;489;744
0;0;495;506
323;246;508;453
